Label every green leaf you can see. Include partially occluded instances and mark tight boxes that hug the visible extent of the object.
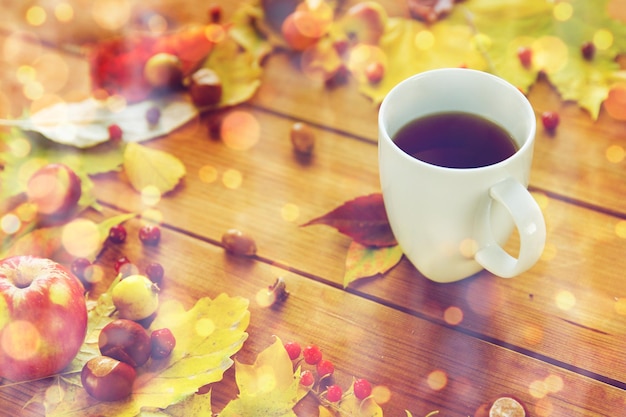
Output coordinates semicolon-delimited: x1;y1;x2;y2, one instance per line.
344;242;403;287
123;142;186;195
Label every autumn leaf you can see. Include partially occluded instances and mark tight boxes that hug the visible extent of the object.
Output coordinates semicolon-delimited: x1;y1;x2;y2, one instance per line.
20;94;199;149
356;0;626;119
344;241;403;287
88;25;217;102
202;36;264;108
0;212;136;263
301;194;397;247
218;336;304;417
140;391;213;416
43;294;250;416
0;129;118;210
123;142;186;195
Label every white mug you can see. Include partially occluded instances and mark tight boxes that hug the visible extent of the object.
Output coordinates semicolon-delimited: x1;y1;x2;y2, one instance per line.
378;68;545;283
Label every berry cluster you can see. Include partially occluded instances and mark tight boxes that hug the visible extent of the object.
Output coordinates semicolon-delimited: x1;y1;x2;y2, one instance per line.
70;223;165;290
284;341;373;405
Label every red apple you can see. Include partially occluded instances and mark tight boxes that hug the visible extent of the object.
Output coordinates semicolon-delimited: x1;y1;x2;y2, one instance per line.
26;163;81;219
340;1;388;45
0;255;88;381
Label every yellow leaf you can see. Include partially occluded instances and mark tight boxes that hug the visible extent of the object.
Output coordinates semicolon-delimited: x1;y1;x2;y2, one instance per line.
344;242;403;287
45;294;249;416
123;142;186;195
219;336;303;417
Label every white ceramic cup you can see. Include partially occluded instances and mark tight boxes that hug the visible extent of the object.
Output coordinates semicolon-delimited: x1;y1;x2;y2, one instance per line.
378;68;545;283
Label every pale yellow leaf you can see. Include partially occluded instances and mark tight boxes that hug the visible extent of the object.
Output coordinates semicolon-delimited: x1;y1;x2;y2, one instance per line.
123;142;186;195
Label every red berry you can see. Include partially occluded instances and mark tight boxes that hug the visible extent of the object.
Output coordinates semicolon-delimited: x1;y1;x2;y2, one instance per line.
353;378;372;400
517;46;532;68
541;111;560;131
581;41;595;60
108;224;127;244
284;341;301;360
365;61;384;84
302;345;322;365
114;256;131;274
316;359;335;377
208;4;222;22
300;370;315;387
146;106;161;125
108;124;123;141
145;262;164;285
151;328;176;359
326;384;343;402
139;225;161;245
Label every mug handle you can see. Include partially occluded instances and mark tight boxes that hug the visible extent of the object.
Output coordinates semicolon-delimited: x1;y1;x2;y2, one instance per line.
474;177;546;278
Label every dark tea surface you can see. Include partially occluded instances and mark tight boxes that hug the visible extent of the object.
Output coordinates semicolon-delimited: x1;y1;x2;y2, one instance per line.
393;112;518;168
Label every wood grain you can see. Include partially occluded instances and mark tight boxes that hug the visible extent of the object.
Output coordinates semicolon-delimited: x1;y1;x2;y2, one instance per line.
1;1;625;416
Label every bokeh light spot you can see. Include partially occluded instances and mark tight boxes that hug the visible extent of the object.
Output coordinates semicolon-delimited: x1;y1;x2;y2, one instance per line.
195;318;216;337
16;65;36;84
529;379;547;399
1;214;21;234
106;94;127;113
205;24;227;43
91;0;131;30
199;165;218;183
26;6;47;26
1;320;41;361
49;282;71;307
532;36;568;73
7;136;32;159
23;81;45;101
54;3;74;22
604;83;626;121
544;374;564;393
553;2;573;21
593;29;613;50
371;385;391;405
443;306;464;325
221;111;261;151
555;290;576;311
471;33;492;52
4;30;42;64
281;203;300;222
222;169;243;189
61;219;100;258
141;185;162;207
606;145;624;163
426;369;448;391
415;30;435;50
459;238;478;258
148;14;168;35
256;288;276;307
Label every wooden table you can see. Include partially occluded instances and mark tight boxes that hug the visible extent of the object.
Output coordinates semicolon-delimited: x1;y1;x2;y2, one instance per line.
1;1;626;416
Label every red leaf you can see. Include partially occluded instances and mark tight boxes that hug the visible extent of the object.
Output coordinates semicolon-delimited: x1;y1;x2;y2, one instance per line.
89;26;218;102
301;193;397;247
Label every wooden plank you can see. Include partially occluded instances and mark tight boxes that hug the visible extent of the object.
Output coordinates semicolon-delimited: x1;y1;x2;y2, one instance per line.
86;106;626;385
3;211;624;416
